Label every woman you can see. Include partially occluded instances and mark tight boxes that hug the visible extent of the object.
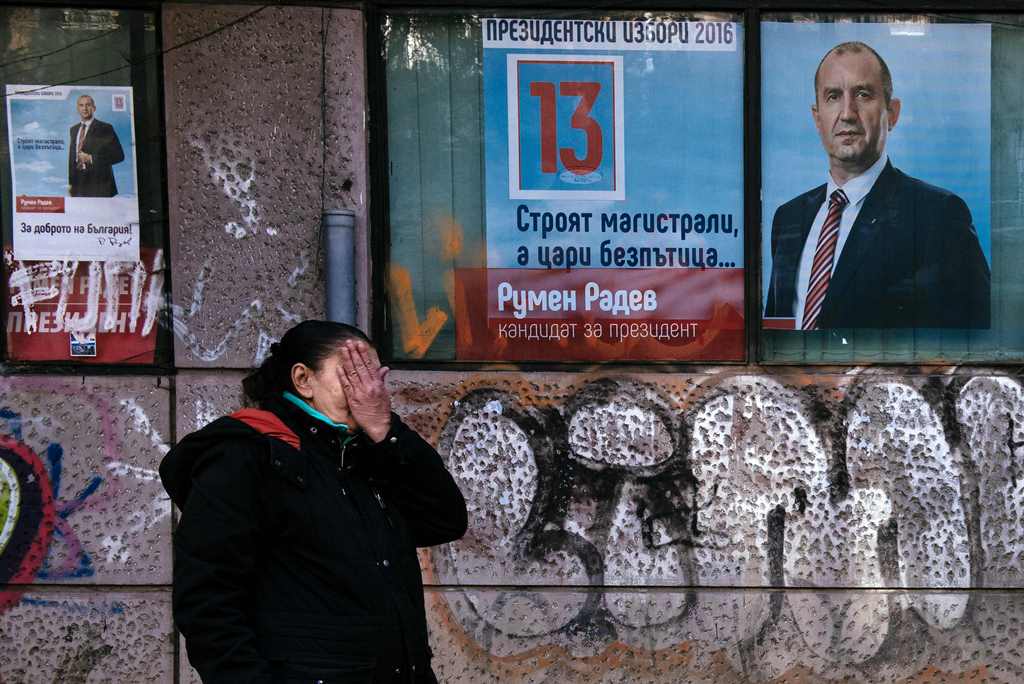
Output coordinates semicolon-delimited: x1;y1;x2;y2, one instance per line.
160;321;468;683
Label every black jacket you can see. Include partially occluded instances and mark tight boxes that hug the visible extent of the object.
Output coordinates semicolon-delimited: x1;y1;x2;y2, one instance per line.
764;162;990;329
160;398;468;684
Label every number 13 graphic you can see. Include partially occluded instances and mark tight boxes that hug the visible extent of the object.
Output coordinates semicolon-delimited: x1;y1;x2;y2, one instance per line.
528;81;603;176
507;54;623;199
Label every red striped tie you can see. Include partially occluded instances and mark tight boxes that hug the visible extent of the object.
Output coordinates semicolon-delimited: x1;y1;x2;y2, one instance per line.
802;188;849;330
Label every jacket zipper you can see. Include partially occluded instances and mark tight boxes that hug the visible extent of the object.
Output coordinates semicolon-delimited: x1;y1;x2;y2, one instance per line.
339;441;349;497
373;488;394;528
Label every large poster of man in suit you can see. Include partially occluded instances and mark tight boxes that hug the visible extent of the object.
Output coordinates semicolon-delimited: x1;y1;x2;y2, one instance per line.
761;23;991;330
6;84;139;261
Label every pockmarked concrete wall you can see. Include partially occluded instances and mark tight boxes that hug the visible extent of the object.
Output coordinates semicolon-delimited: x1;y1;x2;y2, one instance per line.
0;377;172;682
5;4;1024;684
392;371;1024;682
167;370;1024;682
8;369;1024;682
164;4;369;369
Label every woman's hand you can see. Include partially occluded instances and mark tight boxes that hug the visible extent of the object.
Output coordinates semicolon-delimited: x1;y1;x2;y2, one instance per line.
337;340;392;442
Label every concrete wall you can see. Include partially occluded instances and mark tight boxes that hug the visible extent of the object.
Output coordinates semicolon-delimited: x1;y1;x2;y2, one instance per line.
0;377;172;682
405;371;1024;682
164;4;370;368
2;4;1024;683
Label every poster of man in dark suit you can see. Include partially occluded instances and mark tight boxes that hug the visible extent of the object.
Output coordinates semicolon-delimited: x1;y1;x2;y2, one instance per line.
68;94;125;197
763;41;990;329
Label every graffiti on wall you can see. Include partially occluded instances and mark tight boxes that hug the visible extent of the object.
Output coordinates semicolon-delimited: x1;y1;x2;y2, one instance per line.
0;406;104;612
0;386;171;681
0;423;54;613
424;374;1024;681
161;136;315;365
0;386;170;597
5;250;164;337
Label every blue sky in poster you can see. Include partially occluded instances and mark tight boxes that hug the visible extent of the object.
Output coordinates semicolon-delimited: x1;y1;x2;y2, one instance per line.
484;32;744;269
9;87;137;197
761;22;992;302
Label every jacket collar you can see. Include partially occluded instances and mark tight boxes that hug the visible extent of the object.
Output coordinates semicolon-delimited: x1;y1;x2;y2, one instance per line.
826;152;888;209
281;391;350;431
229;408;300;449
261;396;361;454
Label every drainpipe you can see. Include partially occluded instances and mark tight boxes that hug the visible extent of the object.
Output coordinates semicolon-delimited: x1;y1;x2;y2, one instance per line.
323;209;356;325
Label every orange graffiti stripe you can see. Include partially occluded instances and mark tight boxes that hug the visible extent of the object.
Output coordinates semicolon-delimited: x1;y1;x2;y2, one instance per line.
900;665;989;683
438;216;464;262
425;589;694;680
389;264;447;359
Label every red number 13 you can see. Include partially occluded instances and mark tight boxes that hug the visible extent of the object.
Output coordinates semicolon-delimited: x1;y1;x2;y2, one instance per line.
529;81;603;176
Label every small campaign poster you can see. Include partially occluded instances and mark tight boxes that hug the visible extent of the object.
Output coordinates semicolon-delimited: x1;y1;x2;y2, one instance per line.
6;84;140;262
4;247;163;364
461;17;745;361
761;23;991;331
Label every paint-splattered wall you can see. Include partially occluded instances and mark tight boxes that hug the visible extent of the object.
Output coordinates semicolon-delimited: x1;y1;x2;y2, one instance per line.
397;370;1024;682
0;377;172;681
3;4;1024;684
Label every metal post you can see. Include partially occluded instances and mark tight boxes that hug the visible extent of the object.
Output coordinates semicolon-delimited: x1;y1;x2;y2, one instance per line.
323;209;356;325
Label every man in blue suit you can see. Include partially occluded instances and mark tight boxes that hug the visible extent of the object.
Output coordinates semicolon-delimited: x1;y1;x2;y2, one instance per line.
764;41;990;329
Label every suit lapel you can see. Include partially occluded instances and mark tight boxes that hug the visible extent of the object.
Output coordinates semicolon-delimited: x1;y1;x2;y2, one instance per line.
775;185;825;310
73;122;90;154
797;188;823;251
823;162;898;307
77;121;97;150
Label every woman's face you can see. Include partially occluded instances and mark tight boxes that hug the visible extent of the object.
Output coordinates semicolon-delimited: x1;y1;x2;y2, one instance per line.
295;347;354;426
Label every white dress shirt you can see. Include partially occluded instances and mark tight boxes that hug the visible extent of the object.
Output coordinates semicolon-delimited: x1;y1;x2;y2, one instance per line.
75;119;94;157
793;153;888;328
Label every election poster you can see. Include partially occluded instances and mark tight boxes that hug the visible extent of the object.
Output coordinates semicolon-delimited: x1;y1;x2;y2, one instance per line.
456;17;745;361
761;22;991;331
6;84;140;262
3;247;163;364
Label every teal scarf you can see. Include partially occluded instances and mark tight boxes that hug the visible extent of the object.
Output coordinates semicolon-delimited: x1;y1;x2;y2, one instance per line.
282;391;350;432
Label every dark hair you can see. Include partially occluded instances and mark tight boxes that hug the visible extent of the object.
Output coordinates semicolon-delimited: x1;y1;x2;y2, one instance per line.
242;320;371;405
814;41;894;105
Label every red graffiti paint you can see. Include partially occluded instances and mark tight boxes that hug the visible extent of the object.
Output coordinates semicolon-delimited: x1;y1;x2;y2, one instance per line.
0;435;55;614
